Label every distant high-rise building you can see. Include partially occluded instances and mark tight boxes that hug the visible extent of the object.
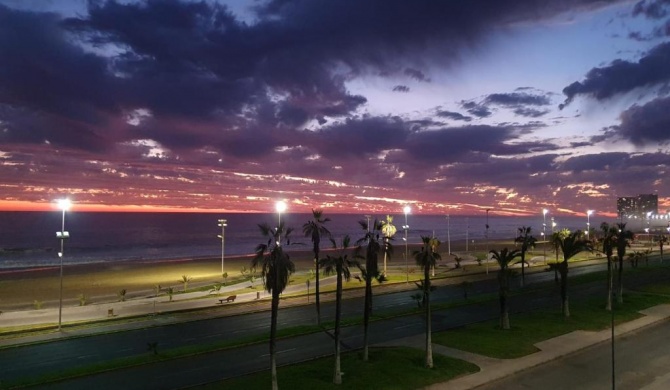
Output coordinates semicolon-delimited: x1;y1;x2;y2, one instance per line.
638;194;658;215
617;194;658;218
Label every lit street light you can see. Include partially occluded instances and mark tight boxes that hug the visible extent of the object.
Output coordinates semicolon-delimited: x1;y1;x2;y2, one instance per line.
403;205;410;283
586;210;594;236
485;209;491;275
445;215;451;255
542;209;548;264
56;198;71;331
217;219;227;275
276;201;287;245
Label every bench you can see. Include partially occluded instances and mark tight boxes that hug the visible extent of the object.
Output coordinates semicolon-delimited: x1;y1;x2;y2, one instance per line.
219;295;236;304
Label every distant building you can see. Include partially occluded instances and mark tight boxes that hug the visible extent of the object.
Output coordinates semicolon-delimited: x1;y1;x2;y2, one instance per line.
617;194;658;218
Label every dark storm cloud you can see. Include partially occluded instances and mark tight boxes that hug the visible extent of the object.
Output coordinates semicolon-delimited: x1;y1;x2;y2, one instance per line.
560;41;670;108
513;108;550;118
484;92;552;107
436;110;472;122
309;117;409;159
0;0;628;156
617;96;670;145
404;68;430;82
632;0;670;19
461;102;492;118
386;125;559;164
392;85;410;93
0;4;118;150
559;152;630;173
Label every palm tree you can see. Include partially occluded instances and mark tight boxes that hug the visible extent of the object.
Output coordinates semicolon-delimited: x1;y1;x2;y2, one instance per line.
615;223;633;303
412;236;441;368
514;226;536;287
556;230;593;317
489;248;522;329
321;235;359;385
380;215;397;275
658;234;667;263
600;222;617;311
303;209;331;326
356;218;391;361
252;222;295;390
550;229;571;283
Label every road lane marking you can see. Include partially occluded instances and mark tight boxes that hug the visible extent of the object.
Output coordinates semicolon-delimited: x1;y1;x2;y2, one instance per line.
260;348;296;358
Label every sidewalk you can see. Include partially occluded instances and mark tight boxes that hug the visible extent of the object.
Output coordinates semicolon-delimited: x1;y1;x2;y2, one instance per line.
378;304;670;390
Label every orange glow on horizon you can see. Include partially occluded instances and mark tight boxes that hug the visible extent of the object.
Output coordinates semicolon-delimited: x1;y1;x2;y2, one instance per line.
0;200;233;213
0;199;622;217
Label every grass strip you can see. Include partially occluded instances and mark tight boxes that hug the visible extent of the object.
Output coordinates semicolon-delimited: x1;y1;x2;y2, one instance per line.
201;346;479;390
432;291;670;359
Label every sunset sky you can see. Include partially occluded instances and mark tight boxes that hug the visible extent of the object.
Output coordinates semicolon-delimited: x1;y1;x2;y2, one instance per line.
1;0;669;216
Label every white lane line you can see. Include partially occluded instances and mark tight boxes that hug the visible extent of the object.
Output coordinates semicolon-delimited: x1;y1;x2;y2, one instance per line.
260;348;297;358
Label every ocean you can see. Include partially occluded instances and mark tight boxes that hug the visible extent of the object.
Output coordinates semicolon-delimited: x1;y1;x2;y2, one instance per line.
0;211;618;269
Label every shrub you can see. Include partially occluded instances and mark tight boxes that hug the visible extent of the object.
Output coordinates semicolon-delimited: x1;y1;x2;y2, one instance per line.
118;289;127;302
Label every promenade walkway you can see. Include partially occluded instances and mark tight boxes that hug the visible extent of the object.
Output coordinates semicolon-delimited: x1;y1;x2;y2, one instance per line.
1;254;668;390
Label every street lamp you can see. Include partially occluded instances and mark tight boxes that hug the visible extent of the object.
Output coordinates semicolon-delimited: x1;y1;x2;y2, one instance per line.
586;210;594;236
403;205;410;283
542;209;548;264
466;217;469;252
446;215;451;255
551;217;556;233
217;219;227;275
56;198;71;331
276;201;287;245
364;215;371;233
485;209;491;275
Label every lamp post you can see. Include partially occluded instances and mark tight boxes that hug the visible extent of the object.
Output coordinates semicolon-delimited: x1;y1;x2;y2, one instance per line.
465;217;469;252
217;219;227;275
276;201;287;245
56;198;71;331
403;205;410;283
364;215;371;233
485;209;490;275
586;210;594;237
542;209;548;264
446;215;451;255
551;217;556;233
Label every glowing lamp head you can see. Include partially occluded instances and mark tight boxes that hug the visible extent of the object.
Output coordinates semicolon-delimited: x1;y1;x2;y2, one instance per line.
57;198;71;211
275;201;287;214
587;210;594;216
403;205;411;215
543;209;548;216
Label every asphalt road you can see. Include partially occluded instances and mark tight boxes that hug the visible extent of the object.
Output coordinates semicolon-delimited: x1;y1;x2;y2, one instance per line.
1;261;666;389
477;319;670;390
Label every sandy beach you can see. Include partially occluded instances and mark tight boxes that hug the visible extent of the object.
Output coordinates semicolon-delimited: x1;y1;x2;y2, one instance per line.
0;239;521;311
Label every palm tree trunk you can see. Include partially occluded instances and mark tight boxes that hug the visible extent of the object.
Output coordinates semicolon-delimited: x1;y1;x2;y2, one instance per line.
315;253;321;326
560;262;570;317
500;276;510;330
605;256;612;311
617;257;624;303
270;289;279;390
362;279;372;361
520;251;525;287
424;264;433;368
383;237;388;275
333;266;342;384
